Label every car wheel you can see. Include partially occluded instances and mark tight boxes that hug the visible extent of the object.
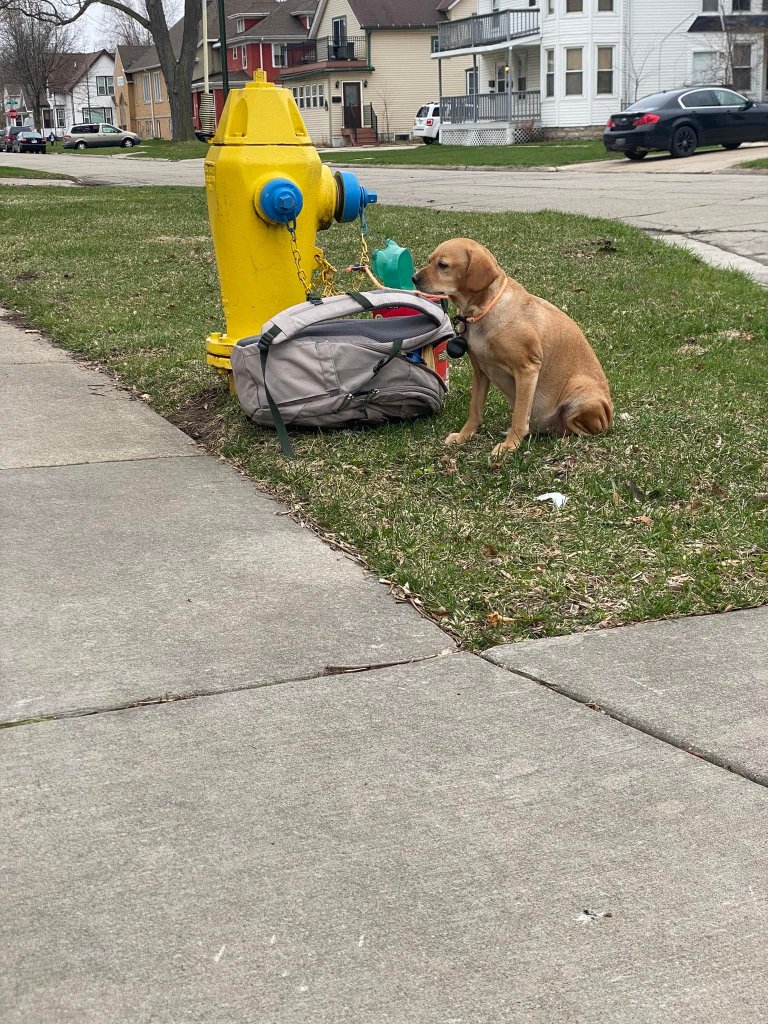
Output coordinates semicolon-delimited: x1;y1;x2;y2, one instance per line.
625;149;647;161
75;140;87;150
422;137;436;145
122;138;135;148
722;142;742;150
670;125;697;158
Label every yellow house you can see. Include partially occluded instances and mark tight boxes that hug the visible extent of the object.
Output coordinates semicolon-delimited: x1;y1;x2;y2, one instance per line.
277;0;472;147
113;43;172;138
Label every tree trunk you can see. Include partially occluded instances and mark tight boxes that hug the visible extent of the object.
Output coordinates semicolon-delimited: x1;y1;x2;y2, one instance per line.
145;0;201;141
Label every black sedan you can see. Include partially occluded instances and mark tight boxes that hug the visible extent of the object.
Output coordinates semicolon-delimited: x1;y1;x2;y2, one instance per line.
11;131;46;154
604;87;768;160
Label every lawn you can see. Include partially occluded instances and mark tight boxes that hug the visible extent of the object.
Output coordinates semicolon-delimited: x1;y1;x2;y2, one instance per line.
0;165;71;180
319;140;617;167
58;138;210;160
0;185;766;648
735;157;768;170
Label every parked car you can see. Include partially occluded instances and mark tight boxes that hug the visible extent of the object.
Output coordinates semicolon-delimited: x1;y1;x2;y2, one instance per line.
604;87;768;160
62;123;141;150
1;125;27;153
12;131;46;154
412;103;441;144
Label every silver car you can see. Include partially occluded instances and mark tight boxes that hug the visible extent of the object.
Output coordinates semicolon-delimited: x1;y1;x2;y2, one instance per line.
62;123;141;150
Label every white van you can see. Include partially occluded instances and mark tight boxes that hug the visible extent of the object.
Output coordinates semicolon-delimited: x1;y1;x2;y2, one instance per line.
412;103;441;144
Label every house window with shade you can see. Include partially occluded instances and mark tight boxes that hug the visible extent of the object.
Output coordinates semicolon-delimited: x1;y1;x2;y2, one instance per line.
565;48;583;95
596;46;614;95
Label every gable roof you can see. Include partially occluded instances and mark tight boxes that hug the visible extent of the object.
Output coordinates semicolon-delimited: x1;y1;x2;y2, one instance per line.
47;51;112;93
229;0;316;42
115;44;150;71
347;0;445;28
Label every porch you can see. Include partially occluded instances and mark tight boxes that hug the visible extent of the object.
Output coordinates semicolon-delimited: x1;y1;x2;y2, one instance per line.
435;9;541;58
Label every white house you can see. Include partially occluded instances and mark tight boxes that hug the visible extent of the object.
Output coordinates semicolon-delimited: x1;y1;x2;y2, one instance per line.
44;51;117;136
433;0;768;144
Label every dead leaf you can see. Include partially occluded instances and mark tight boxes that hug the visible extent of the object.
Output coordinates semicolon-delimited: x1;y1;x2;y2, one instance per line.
633;515;653;527
486;612;514;626
666;574;693;591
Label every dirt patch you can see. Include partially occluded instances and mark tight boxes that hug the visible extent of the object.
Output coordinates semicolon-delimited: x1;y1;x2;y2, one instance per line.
167;386;227;447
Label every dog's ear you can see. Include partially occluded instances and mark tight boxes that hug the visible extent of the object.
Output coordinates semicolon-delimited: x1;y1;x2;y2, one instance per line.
464;245;499;294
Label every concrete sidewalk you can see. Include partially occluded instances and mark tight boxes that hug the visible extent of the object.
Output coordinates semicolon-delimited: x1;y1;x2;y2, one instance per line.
2;315;767;1023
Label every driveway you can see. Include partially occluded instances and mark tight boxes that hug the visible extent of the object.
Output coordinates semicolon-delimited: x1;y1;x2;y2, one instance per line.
2;148;766;280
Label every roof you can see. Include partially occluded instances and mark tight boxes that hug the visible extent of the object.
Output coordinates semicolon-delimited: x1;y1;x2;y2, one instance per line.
347;0;446;28
115;45;150;70
689;13;768;32
47;51;111;93
228;0;318;41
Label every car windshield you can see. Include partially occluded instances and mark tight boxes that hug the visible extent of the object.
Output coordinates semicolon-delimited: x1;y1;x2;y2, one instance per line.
625;93;674;111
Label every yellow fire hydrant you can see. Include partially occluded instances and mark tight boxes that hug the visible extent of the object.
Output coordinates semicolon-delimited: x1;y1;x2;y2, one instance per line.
203;70;377;378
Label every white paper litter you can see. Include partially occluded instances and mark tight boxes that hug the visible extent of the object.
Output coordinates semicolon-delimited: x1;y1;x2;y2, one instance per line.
535;492;569;509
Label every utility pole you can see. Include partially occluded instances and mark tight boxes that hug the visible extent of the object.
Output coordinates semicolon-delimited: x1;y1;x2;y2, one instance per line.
218;0;229;100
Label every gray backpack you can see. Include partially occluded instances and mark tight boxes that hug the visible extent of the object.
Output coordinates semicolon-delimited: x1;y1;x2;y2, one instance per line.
230;290;454;457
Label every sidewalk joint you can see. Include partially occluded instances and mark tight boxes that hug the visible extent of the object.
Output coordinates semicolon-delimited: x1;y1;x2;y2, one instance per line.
482;656;768;791
0;648;460;729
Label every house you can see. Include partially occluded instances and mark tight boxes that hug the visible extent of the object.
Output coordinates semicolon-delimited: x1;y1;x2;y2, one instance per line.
114;44;173;138
190;0;295;129
432;0;768;145
276;0;472;147
45;51;117;136
2;85;34;128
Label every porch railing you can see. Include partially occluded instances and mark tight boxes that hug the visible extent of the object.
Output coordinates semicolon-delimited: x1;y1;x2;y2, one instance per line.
441;90;542;124
436;10;540;53
285;35;367;67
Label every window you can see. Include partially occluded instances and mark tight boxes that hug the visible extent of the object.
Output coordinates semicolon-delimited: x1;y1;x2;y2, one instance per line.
142;74;151;104
496;63;507;93
55;107;65;128
732;43;752;90
466;68;478;94
516;53;527;92
713;88;748;105
430;36;439;53
732;0;750;10
692;51;722;83
565;47;583;95
701;0;718;9
102;124;121;134
242;46;248;69
236;17;244;32
545;49;554;97
546;0;554;13
96;75;114;96
597;0;614;9
565;0;583;11
153;71;162;103
680;89;718;107
596;46;614;94
81;108;113;124
231;46;238;60
272;44;287;67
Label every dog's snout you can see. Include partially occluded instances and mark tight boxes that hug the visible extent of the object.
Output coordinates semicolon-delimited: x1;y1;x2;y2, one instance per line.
412;272;422;287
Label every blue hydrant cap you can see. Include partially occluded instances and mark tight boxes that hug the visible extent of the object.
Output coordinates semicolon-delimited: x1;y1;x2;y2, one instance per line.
334;170;378;223
260;178;304;224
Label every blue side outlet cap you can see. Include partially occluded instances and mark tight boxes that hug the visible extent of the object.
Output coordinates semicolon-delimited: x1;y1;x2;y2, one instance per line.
260;178;304;224
334;170;378;223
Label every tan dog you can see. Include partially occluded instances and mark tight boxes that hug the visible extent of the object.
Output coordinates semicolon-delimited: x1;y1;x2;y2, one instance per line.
413;239;613;456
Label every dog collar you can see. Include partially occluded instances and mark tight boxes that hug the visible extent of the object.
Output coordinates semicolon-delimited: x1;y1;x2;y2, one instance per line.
463;277;509;324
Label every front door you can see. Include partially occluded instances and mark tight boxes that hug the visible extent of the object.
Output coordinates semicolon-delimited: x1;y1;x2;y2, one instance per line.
342;82;362;133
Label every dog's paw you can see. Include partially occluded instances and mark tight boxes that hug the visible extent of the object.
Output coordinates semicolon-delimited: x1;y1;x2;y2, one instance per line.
444;432;470;446
490;441;518;458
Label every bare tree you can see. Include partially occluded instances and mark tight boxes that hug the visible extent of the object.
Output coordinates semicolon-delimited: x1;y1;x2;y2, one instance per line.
0;0;201;140
0;2;76;131
104;1;152;47
697;4;753;91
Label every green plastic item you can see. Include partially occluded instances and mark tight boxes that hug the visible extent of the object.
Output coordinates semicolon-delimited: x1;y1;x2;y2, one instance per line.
371;238;416;289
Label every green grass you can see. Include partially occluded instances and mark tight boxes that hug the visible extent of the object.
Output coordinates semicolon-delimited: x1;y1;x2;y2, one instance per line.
0;165;71;180
734;157;768;170
320;140;617;167
60;138;210;160
1;184;766;648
